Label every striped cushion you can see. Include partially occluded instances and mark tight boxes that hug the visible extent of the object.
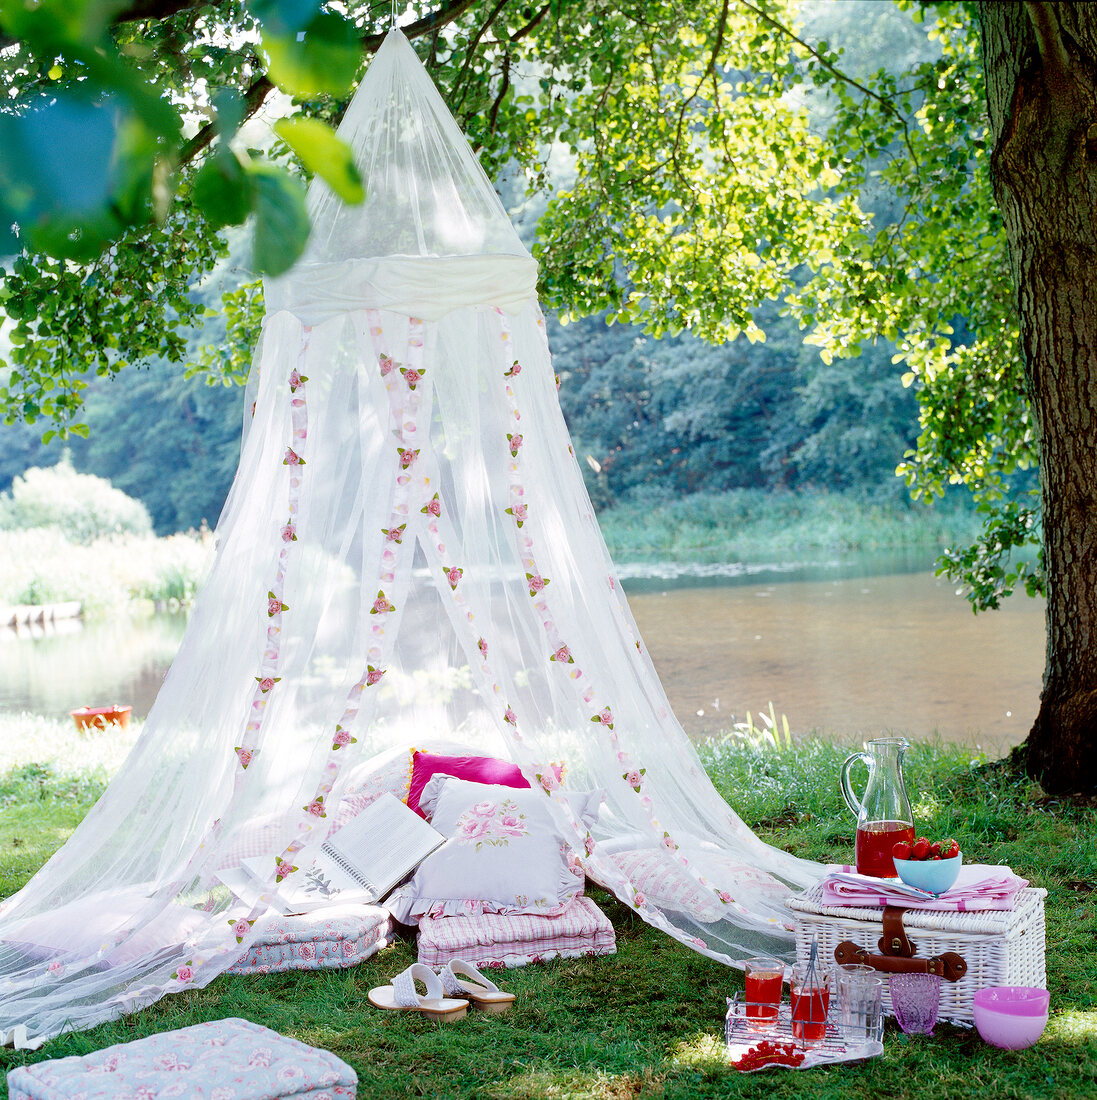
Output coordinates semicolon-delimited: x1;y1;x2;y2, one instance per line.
416;895;615;969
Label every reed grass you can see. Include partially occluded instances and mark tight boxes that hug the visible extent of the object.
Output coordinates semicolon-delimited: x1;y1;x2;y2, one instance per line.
596;488;982;561
0;528;211;613
0;715;1093;1099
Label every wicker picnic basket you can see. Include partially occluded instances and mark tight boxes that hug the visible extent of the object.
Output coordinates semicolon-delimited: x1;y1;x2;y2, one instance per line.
786;882;1047;1026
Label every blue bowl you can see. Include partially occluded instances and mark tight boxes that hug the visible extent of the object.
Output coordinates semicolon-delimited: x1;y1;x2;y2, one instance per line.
893;852;962;894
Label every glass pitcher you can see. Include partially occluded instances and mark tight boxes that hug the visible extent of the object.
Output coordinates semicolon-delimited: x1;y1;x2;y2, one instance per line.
839;737;914;878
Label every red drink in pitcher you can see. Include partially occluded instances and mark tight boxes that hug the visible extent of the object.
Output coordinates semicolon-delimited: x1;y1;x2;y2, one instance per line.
855;819;915;878
790;984;831;1042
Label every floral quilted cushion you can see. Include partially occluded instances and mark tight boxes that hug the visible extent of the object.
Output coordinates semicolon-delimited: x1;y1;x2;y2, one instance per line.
227;904;391;975
6;1017;356;1100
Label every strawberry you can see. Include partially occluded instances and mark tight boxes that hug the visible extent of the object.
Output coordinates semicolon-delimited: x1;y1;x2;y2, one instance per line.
941;838;960;859
929;841;942;858
892;841;912;861
911;838;930;860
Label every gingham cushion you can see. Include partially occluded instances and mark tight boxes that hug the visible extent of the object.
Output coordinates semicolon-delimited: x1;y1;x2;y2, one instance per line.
416;895;616;969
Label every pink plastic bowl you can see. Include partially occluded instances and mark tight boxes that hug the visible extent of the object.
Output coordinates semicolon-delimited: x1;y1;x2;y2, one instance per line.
973;987;1050;1050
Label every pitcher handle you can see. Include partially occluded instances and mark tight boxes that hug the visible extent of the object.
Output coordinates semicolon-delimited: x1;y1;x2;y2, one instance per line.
839;751;866;818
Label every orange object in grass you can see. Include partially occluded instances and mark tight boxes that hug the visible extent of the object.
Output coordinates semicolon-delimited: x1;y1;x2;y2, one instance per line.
71;704;132;732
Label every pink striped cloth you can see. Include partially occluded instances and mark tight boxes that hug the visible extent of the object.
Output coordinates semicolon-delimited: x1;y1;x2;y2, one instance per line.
818;864;1029;911
417;895;616;969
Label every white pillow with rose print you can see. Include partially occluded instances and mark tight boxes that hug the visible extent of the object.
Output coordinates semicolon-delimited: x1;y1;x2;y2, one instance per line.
385;776;588;922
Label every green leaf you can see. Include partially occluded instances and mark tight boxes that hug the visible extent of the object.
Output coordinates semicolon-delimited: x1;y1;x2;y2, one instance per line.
248;164;310;276
193;151;253;228
248;0;323;37
262;12;361;97
274;117;364;204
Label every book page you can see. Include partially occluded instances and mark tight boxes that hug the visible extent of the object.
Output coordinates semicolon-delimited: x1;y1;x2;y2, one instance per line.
320;792;444;900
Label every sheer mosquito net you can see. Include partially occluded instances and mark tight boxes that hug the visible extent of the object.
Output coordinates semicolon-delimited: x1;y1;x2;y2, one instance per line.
0;28;819;1049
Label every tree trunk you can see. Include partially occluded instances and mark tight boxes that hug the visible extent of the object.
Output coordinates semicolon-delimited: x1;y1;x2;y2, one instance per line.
981;2;1097;793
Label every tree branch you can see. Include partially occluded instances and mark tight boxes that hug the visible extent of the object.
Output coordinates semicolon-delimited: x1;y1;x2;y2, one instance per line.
175;0;486;169
178;74;274;165
735;0;920;170
510;3;551;43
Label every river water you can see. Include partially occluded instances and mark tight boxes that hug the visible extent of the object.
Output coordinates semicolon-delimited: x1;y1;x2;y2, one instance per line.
0;554;1045;755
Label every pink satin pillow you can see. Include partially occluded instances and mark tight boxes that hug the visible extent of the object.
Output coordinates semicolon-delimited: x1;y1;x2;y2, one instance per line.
406;750;530;818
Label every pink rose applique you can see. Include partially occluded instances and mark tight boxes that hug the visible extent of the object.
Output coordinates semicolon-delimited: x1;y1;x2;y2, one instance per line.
503;706;518;726
305;797;326;817
276;859;297;881
661;832;678;851
332;728;355;750
282;447;305;466
550;644;573;664
591;707;614;729
421;493;441;516
267;591;288;617
717;890;734;905
382;524;405;543
235;746;253;768
507;433;523;457
397;447;419;469
399;366;424;390
378;354;395;376
289;369;308;392
505;502;528;527
444;566;463;590
525;573;549;596
459;817;490;842
370;590;394;614
365;665;385;686
584;835;596;855
255;676;280;693
623;768;646;792
477;638;488;658
504;361;521;377
633;891;646;909
538;770;559;792
280;522;297;543
230;917;255;943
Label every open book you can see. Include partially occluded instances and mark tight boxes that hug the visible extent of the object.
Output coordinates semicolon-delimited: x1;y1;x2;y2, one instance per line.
222;793;445;914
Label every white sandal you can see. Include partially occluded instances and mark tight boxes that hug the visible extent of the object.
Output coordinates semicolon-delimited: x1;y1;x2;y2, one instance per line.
439;958;516;1013
368;962;468;1020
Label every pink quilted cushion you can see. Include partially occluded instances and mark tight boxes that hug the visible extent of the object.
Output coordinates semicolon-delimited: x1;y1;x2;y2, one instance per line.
406;750;529;818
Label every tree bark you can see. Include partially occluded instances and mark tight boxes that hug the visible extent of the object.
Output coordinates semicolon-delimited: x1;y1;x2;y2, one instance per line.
981;2;1097;792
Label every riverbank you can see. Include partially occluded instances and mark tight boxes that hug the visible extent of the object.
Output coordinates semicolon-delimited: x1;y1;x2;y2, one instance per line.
596;488;981;561
0;527;210;615
1;489;979;618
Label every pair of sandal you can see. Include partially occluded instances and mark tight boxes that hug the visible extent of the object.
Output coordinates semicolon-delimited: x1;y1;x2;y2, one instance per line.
368;959;516;1021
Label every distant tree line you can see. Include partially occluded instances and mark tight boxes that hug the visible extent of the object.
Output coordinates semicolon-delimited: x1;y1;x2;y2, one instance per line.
0;302;919;534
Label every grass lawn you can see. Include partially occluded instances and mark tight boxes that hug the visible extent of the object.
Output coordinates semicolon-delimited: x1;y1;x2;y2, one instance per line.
0;716;1094;1098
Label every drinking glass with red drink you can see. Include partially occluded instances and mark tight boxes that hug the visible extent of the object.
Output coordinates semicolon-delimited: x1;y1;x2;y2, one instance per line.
743;957;785;1028
790;965;832;1043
